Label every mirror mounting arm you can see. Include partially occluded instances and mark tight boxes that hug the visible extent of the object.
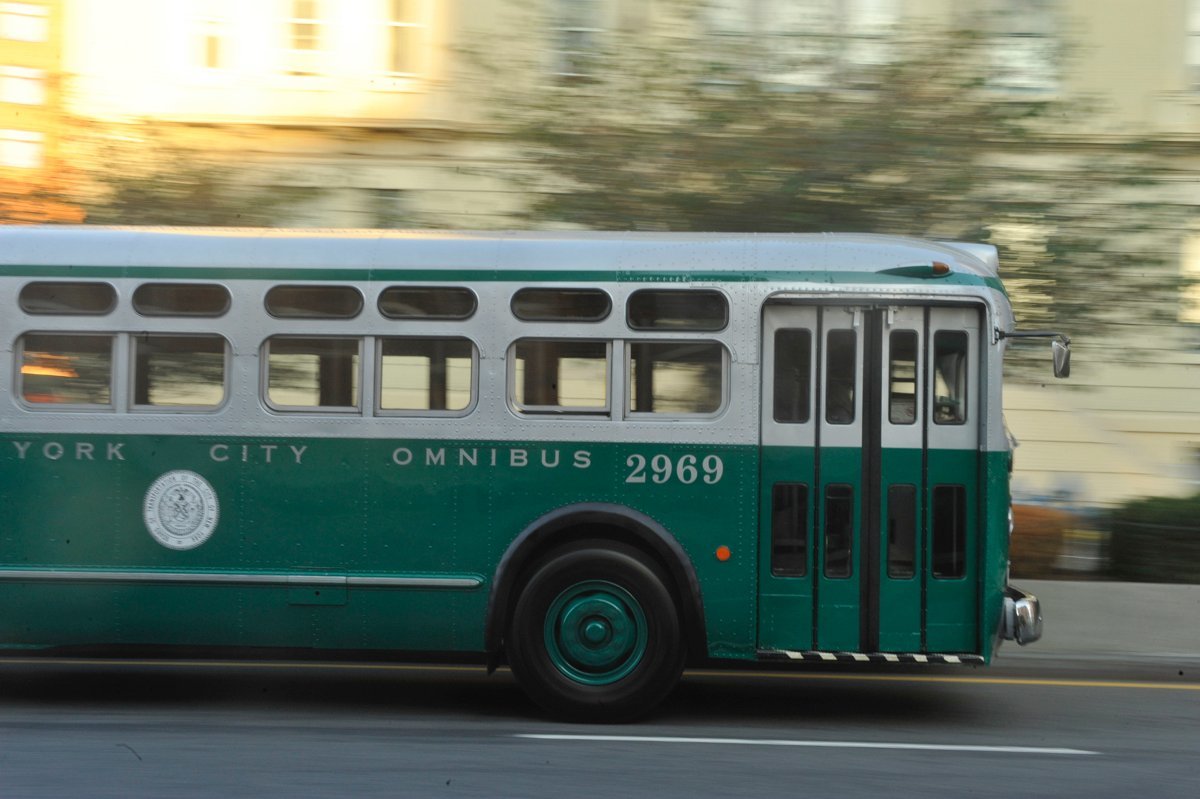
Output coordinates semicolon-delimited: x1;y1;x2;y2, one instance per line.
996;329;1072;379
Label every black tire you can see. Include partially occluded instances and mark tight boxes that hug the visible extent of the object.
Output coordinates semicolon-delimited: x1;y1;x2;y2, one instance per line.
507;540;685;722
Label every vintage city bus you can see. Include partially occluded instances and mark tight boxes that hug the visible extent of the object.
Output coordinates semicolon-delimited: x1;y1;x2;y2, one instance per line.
0;227;1057;720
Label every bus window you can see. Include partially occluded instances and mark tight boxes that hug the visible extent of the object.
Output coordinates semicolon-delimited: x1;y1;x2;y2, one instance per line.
888;330;918;425
887;484;917;578
933;330;968;424
773;328;811;423
19;282;116;315
266;336;360;410
132;334;227;408
511;339;608;413
824;484;854;578
628;341;724;415
627;289;728;331
512;288;611;322
378;286;476;320
379;337;475;412
932;485;967;578
825;329;856;425
19;333;113;406
771;483;808;577
133;284;230;317
265;285;363;319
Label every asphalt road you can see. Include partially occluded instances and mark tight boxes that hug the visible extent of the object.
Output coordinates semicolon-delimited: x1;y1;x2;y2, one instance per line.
0;654;1197;798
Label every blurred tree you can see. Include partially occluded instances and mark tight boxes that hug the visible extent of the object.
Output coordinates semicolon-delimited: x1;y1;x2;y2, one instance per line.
0;164;85;224
75;125;321;227
488;20;1190;351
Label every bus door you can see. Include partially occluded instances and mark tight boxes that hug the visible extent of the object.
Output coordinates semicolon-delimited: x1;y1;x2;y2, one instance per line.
758;304;980;654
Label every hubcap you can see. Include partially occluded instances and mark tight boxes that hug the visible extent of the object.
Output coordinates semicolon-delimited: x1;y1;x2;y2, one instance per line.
544;580;648;685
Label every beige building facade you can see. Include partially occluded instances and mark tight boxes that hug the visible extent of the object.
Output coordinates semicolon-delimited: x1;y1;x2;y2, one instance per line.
45;0;1200;506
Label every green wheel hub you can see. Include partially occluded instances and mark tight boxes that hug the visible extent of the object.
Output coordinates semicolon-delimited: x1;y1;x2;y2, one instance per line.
543;580;648;685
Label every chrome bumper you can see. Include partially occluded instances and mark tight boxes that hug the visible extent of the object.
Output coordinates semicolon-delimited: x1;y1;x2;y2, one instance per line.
1001;585;1043;645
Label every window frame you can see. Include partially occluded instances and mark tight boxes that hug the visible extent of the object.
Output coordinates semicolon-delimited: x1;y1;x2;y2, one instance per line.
375;334;479;417
626;288;730;333
129;332;231;413
261;334;363;414
511;287;612;323
623;338;729;419
19;281;118;316
508;337;611;416
264;284;363;320
133;283;231;318
378;285;477;320
17;331;116;411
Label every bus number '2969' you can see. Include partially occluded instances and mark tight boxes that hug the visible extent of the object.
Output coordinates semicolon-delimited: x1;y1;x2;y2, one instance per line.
625;454;724;485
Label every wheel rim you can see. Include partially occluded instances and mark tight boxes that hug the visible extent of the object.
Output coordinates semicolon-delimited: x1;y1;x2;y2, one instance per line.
543;580;648;686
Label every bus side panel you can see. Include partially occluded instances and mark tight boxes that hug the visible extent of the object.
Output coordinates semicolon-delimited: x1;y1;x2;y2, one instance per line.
0;434;759;658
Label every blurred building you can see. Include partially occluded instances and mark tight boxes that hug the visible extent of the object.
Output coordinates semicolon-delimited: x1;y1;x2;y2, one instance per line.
0;0;81;222
50;0;1200;507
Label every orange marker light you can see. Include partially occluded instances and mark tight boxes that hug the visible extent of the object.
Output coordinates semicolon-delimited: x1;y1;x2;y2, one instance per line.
932;261;951;275
715;545;732;562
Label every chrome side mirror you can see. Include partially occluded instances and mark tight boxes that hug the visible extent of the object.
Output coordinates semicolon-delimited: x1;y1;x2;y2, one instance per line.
1052;338;1071;379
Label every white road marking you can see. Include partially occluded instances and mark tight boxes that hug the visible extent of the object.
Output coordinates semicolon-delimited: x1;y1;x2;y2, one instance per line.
516;734;1098;756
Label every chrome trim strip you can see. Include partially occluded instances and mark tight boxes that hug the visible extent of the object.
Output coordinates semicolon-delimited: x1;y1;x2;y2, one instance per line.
0;569;482;589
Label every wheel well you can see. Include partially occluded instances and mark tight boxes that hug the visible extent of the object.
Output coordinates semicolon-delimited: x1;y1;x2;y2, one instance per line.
485;504;708;664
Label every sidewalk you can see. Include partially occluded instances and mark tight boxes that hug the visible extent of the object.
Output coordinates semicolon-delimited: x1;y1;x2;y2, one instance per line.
999;579;1200;660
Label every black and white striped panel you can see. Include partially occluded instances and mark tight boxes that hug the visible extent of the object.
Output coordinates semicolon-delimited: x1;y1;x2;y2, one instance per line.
759;650;985;665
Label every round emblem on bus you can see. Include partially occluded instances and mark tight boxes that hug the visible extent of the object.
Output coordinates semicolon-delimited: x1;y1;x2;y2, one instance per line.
143;470;219;551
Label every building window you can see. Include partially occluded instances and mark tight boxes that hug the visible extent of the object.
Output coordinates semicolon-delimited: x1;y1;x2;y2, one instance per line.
0;128;42;169
705;0;899;87
0;65;44;105
195;1;230;70
385;0;428;76
0;3;48;43
552;0;604;78
988;0;1059;93
1190;1;1200;89
1180;233;1200;325
285;0;323;76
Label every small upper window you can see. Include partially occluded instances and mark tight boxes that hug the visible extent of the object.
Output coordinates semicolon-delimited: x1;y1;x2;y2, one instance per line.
379;286;476;320
512;288;611;322
134;284;231;317
627;289;728;331
20;282;116;315
265;285;362;319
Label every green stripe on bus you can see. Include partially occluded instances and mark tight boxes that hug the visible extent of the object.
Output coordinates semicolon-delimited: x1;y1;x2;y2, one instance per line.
1;264;1004;292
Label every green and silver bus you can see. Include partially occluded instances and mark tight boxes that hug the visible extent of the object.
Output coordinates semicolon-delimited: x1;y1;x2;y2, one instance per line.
0;228;1058;720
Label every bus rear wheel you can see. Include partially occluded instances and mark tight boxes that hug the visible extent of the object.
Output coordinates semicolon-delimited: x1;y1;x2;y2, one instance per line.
507;541;684;722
